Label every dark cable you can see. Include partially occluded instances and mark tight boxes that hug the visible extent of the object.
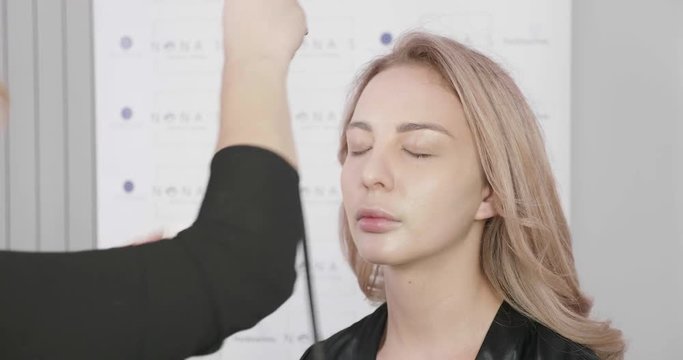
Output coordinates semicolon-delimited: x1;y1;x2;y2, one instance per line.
301;231;326;359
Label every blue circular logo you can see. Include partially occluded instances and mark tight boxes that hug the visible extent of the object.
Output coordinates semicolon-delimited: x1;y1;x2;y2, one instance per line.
121;107;133;120
120;36;133;50
123;180;135;193
381;32;393;45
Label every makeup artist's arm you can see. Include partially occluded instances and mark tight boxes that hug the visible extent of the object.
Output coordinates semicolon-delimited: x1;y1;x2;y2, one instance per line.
217;0;307;169
0;0;308;358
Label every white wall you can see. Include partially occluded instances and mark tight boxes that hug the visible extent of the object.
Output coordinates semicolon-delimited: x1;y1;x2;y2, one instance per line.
571;0;683;358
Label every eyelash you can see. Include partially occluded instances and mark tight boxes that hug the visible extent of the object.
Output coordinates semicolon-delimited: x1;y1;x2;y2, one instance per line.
348;147;432;159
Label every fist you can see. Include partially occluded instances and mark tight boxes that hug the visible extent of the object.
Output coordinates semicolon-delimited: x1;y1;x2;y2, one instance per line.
223;0;307;66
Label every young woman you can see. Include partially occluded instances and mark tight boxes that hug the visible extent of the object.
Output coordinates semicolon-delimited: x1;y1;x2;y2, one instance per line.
302;32;624;360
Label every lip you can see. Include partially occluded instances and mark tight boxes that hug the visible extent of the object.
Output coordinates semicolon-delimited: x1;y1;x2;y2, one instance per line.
356;207;399;221
356;207;401;233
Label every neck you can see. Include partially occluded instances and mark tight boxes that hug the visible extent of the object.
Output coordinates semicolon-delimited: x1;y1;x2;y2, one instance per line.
379;224;503;359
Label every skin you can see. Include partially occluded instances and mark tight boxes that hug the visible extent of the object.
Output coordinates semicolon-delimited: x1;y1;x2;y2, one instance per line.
217;0;307;169
341;64;503;359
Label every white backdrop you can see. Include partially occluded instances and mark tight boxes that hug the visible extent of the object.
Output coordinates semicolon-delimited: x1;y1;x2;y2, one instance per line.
93;0;571;358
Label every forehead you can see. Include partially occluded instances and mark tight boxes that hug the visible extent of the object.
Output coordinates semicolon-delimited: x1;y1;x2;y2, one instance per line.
353;64;463;128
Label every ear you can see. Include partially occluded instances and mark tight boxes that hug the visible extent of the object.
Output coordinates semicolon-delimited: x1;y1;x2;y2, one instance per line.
475;185;498;220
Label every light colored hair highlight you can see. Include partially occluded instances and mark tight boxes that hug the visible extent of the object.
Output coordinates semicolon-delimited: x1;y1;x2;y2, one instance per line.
337;32;625;359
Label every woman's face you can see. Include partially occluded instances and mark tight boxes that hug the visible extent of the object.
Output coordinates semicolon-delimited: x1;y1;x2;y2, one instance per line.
341;64;496;267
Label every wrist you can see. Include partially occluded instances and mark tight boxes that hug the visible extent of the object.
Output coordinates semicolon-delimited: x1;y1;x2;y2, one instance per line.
224;55;290;77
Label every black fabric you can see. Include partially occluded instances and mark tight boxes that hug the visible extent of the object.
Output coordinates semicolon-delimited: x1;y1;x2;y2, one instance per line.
301;301;599;360
0;145;303;359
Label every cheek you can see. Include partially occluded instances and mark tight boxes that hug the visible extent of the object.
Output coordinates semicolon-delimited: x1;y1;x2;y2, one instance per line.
340;167;350;200
340;161;359;200
406;174;482;240
340;163;358;221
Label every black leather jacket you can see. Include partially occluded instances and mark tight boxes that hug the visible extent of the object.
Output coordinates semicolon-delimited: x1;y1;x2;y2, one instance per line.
301;301;598;359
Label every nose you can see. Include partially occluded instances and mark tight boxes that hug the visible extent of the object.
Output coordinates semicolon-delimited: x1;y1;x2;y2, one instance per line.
360;147;394;191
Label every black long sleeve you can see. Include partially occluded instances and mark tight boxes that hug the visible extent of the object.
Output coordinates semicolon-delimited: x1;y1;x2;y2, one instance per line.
0;145;304;359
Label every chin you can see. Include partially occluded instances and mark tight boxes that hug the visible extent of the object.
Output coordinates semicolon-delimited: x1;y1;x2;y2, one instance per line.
354;234;413;266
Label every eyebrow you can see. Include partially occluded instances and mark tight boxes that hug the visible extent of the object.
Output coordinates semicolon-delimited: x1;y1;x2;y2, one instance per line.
347;120;455;138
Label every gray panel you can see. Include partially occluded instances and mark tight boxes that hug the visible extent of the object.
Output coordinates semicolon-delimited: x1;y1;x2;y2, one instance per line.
6;0;38;251
0;0;8;250
571;0;683;358
675;1;683;338
64;0;95;251
36;0;66;251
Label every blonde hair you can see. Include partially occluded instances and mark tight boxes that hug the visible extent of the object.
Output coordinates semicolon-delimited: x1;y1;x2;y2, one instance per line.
337;32;625;359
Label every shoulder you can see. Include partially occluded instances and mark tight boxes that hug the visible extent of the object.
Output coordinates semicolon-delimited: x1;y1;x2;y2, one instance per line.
526;322;599;359
484;302;598;360
300;304;387;360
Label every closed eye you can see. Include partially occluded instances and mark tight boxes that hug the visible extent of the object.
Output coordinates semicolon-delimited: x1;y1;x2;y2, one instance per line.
403;148;432;159
349;148;371;156
349;148;432;158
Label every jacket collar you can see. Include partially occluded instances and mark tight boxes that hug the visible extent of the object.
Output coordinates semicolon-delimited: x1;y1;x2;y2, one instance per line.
351;300;531;359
